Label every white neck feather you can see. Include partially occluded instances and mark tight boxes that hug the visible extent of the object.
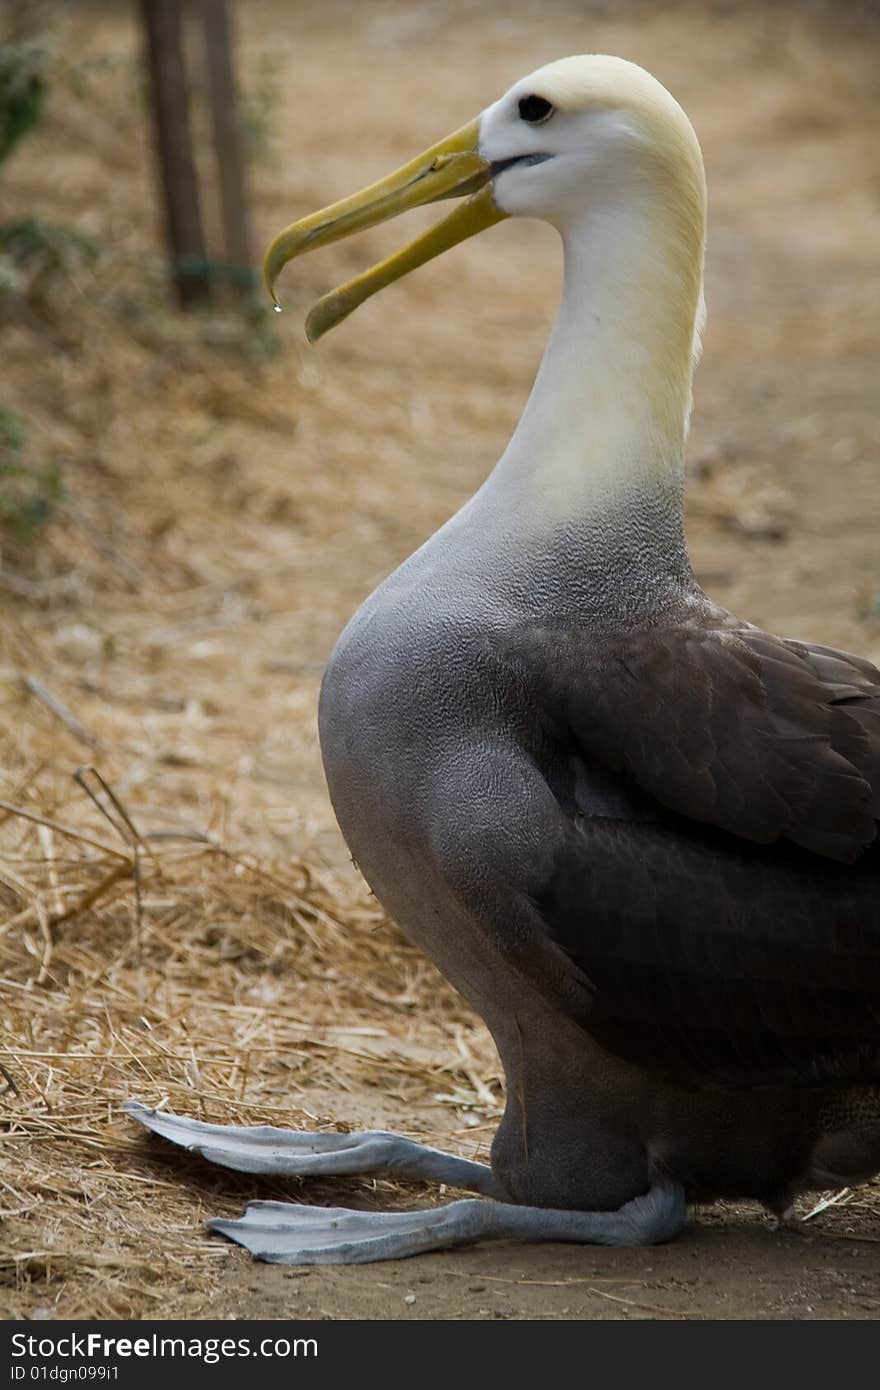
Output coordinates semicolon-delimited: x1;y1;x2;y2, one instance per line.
479;173;706;539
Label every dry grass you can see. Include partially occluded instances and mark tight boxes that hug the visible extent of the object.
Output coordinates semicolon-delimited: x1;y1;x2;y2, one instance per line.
0;755;499;1318
0;1;514;1318
2;0;880;1321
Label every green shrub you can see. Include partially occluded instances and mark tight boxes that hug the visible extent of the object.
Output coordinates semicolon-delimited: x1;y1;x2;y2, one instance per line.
0;216;98;308
0;38;46;166
0;408;62;541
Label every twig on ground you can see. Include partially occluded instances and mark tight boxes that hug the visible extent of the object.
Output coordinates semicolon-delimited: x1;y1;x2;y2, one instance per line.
21;677;100;751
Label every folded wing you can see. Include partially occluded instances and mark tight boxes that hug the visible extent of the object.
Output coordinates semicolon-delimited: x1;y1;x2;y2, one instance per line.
506;610;880;1086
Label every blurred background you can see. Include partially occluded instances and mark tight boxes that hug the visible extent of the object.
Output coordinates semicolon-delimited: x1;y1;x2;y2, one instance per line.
1;0;879;1320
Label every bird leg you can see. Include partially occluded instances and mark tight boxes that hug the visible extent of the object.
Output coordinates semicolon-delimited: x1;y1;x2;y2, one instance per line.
125;1101;684;1264
206;1184;686;1264
123;1100;500;1194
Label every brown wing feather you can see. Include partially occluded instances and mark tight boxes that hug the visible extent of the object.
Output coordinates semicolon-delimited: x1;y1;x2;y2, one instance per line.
489;606;880;1085
533;815;880;1087
515;608;880;862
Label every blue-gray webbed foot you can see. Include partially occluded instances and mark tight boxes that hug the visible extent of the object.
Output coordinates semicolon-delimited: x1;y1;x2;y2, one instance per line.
207;1183;687;1265
123;1100;500;1193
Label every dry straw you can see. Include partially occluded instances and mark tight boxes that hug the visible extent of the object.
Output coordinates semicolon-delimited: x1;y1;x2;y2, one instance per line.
0;752;502;1319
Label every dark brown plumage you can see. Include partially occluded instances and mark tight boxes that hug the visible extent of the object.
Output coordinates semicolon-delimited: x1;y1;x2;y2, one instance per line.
506;601;880;1089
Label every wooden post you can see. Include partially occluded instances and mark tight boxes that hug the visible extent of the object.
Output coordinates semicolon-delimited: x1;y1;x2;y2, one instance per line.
140;0;211;308
199;0;255;298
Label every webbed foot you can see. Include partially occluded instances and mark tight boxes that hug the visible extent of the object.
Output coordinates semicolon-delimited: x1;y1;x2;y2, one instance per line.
123;1100;499;1193
207;1183;687;1265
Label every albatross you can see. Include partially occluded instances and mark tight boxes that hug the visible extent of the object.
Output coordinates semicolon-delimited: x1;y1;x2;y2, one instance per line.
127;55;880;1263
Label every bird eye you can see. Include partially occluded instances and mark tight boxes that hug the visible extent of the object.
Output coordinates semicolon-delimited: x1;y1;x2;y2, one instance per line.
518;94;554;124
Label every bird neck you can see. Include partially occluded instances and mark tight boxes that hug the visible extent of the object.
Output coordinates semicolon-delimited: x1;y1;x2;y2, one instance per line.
477;174;706;604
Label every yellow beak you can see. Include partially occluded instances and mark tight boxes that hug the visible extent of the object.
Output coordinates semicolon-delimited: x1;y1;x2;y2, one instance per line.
263;118;506;341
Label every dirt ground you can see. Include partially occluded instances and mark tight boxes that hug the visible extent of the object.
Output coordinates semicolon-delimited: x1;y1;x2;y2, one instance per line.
1;0;880;1321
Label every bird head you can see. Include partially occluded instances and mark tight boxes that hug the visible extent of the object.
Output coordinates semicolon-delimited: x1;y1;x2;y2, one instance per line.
264;55;705;341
